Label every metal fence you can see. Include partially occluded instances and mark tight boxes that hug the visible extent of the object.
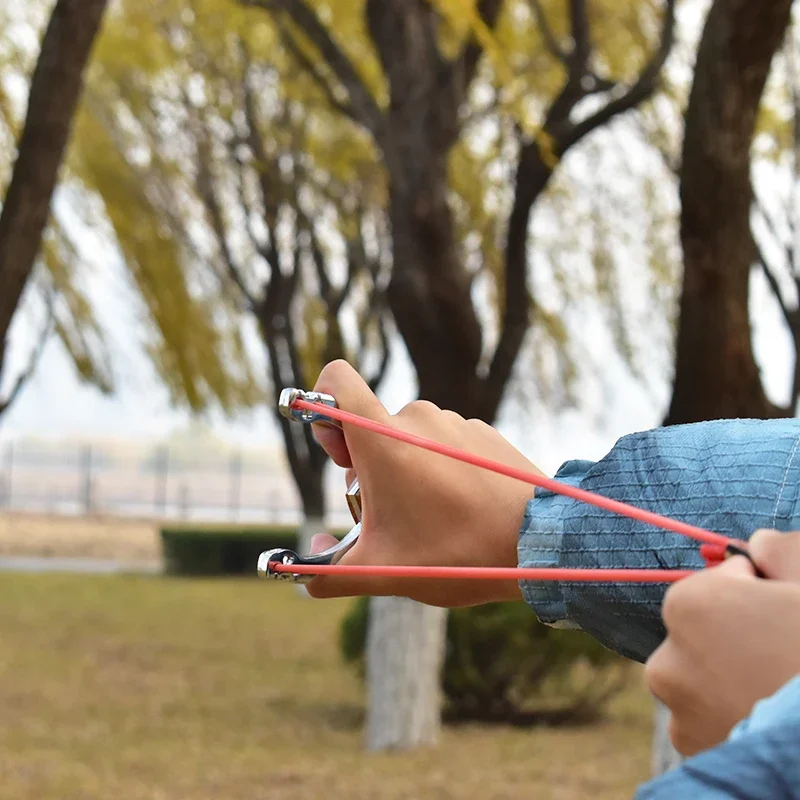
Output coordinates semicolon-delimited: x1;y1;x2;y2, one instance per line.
0;439;354;527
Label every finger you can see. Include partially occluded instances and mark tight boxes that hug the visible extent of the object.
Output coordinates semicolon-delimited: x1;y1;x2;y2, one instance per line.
304;538;390;600
345;468;357;488
314;360;390;424
311;423;352;469
748;529;800;581
706;553;757;579
312;360;391;459
308;533;340;555
646;645;707;756
669;713;706;757
645;642;680;707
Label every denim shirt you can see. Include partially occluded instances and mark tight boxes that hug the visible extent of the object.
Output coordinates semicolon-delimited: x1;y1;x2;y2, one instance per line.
518;417;800;662
635;675;800;799
517;419;800;799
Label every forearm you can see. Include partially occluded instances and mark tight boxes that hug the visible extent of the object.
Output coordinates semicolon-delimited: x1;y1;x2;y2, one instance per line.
518;418;800;662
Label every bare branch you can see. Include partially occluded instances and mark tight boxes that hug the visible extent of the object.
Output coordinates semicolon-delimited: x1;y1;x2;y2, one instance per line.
336;236;361;313
239;53;283;243
753;187;796;296
568;0;591;75
229;142;272;263
239;0;384;135
484;0;676;418
561;0;677;151
366;313;391;392
271;15;357;121
190;108;259;311
303;217;336;306
755;239;794;327
338;225;372;313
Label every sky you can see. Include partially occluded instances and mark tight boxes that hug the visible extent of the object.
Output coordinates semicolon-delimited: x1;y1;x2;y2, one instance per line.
1;252;793;478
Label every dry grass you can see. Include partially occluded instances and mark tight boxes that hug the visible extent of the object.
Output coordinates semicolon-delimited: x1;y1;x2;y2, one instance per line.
0;511;161;564
0;573;655;800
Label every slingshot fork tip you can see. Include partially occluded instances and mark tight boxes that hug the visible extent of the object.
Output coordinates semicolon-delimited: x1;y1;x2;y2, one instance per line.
278;388;339;426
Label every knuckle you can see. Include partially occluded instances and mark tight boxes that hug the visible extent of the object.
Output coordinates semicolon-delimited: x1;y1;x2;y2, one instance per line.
661;573;708;630
466;417;491;430
660;583;686;629
644;646;681;706
644;652;670;699
399;400;440;419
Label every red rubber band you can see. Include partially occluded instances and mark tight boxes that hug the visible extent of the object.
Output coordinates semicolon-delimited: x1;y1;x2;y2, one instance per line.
278;398;738;583
295;398;731;548
271;562;696;583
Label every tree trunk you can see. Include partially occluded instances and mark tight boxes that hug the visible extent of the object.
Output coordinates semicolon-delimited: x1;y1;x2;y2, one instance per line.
0;0;109;407
665;0;793;425
656;0;792;774
256;0;677;753
366;171;490;751
295;457;326;553
365;596;448;750
386;178;484;409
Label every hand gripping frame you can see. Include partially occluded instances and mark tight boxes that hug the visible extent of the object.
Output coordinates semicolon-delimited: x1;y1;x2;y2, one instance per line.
257;389;361;583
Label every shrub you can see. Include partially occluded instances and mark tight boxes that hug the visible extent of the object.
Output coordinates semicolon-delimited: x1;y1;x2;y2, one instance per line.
161;524;351;576
340;597;632;726
161;525;301;576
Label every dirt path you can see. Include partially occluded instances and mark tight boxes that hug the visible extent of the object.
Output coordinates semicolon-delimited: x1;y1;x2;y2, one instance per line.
0;511;162;565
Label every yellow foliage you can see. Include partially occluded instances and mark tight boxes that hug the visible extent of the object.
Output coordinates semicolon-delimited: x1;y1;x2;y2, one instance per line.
10;0;790;416
1;0;687;414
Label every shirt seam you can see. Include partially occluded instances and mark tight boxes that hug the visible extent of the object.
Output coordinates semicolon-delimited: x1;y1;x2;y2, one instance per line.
772;434;800;528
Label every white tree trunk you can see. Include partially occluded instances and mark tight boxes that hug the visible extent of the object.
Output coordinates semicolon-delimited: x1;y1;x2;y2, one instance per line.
652;700;683;775
364;596;447;750
297;514;324;556
294;514;325;597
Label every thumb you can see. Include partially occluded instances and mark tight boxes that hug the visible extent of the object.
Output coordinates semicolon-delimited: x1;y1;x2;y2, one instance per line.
748;529;800;582
311;360;390;467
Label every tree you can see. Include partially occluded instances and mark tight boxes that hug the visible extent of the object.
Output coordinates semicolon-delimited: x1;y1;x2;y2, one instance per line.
754;17;800;412
239;0;678;750
69;1;391;549
653;0;795;776
0;0;110;418
665;0;794;425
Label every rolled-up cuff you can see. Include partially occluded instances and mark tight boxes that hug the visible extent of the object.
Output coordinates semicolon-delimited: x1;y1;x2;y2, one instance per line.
517;460;593;629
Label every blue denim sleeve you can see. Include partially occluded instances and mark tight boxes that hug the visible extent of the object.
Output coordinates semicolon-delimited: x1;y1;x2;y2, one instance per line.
634;720;800;799
635;676;800;798
518;418;800;662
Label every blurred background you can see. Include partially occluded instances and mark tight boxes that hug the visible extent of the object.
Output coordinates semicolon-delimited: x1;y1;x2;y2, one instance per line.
0;0;796;797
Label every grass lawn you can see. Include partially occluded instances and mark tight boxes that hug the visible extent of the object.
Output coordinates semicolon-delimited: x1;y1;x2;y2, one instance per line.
0;574;654;799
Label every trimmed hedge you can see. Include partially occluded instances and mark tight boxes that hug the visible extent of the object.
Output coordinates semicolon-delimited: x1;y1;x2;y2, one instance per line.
160;524;349;576
340;598;632;726
161;525;300;576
